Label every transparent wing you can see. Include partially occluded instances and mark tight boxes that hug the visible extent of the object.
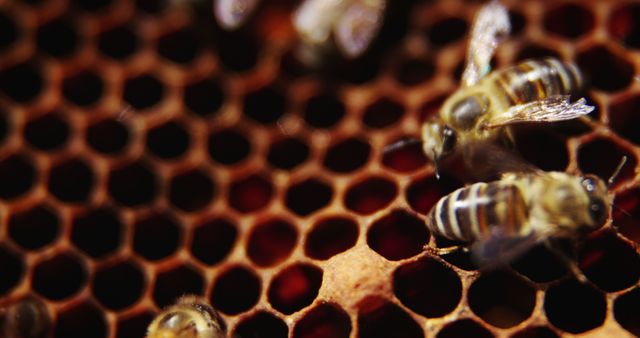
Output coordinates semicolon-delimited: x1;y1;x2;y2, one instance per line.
463;141;539;180
472;226;540;266
214;0;260;30
293;0;348;44
483;95;594;129
461;0;511;87
334;0;386;58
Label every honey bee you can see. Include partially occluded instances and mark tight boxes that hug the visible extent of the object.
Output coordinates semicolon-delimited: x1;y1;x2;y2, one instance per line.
1;296;51;338
214;0;260;30
147;295;225;338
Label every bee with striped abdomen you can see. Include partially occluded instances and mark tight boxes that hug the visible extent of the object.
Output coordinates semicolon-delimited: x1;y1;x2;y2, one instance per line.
147;295;225;338
1;296;51;338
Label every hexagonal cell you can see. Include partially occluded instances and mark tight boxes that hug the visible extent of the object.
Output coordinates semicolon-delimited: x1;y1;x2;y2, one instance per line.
323;137;371;174
543;4;594;39
47;158;95;203
268;263;323;315
247;218;297;267
362;97;405;129
510;244;567;283
613;188;640;243
157;27;201;64
123;74;165;110
62;70;104;107
135;0;166;14
244;85;287;124
305;216;358;260
544;278;606;333
233;311;288;338
609;4;640;49
427;17;467;46
33;252;87;301
86;118;130;155
228;173;273;213
357;298;423;338
8;204;59;250
406;175;460;215
285;178;333;216
515;44;562;62
510;326;560;338
207;128;251;165
190;217;237;265
71;207;122;258
468;270;536;328
153;265;204;308
217;33;259;72
168;169;216;212
107;161;158;207
614;287;640;336
0;244;24;295
146;120;190;160
393;256;462;318
577;137;635;185
92;260;145;310
303;92;345;129
97;25;139;60
24;113;70;151
133;212;181;261
509;9;527;36
36;17;78;58
70;0;111;12
53;301;107;338
367;209;429;261
0;112;9;144
267;137;310;170
344;176;397;215
394;57;435;86
610;95;640;146
0;61;44;103
576;45;633;92
184;78;224;117
0;11;20;52
293;303;351;338
116;311;155;338
0;153;36;200
210;266;261;315
436;319;493;338
513;127;568;172
382;137;428;173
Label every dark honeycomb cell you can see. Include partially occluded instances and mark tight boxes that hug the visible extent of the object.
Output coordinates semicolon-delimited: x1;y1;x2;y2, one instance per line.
8;204;59;250
610;95;640;146
419;94;447;122
513;127;568;172
362;97;404;129
358;298;424;338
208;129;251;165
116;312;155;338
268;264;323;315
0;11;19;51
146;120;190;159
511;326;560;338
428;17;467;46
0;112;8;144
436;319;493;338
244;86;286;124
36;17;78;58
217;34;259;72
33;252;87;300
323;137;370;173
468;270;536;328
133;212;181;261
613;188;640;243
107;161;157;207
393;256;462;318
614;287;640;336
544;278;606;333
62;70;104;107
123;74;165;110
367;209;429;261
135;0;166;14
543;4;594;39
234;311;288;338
228;174;273;213
305;216;358;260
0;152;35;200
0;61;44;103
395;58;435;86
511;244;567;283
190;218;237;265
47;158;95;203
303;92;345;129
406;175;460;215
92;260;145;310
210;266;261;315
293;303;351;338
344;176;397;215
97;25;139;60
157;28;200;64
382;137;428;173
168;169;215;212
184;78;224;117
24;113;69;151
247;218;297;267
509;10;526;36
285;178;333;216
71;207;122;258
514;44;561;62
576;45;634;92
440;249;479;271
610;4;640;49
577;137;635;185
86;118;130;155
70;0;111;12
0;244;24;295
153;265;204;308
54;302;107;338
267;137;310;170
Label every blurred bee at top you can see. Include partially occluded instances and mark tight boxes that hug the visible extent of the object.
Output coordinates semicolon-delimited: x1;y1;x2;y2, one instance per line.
1;296;51;338
214;0;261;30
147;295;225;338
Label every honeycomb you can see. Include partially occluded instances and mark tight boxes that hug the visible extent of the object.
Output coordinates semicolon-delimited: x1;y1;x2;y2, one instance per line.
0;0;640;337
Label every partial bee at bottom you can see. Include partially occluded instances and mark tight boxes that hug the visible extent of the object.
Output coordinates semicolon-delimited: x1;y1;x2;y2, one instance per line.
147;295;225;338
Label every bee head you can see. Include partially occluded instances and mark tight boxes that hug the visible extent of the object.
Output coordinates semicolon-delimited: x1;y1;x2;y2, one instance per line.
421;119;457;176
580;174;610;229
448;94;489;130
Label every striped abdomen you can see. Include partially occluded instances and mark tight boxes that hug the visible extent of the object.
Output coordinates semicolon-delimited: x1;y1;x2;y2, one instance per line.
426;182;529;242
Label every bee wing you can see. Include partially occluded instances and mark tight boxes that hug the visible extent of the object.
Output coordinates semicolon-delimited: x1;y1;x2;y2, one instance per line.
471;226;541;266
461;0;511;87
463;141;540;180
214;0;260;30
483;95;594;129
293;0;349;45
333;0;386;58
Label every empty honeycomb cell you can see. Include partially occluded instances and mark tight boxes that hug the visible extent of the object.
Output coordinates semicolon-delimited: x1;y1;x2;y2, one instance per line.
70;0;112;12
0;11;19;51
419;95;447;122
305;216;358;260
208;128;251;165
54;301;107;338
217;33;260;73
344;176;397;215
576;45;633;92
267;137;310;170
612;188;640;243
24;113;70;151
228;173;273;213
97;25;139;60
513;127;568;172
509;10;526;36
614;287;640;336
514;44;561;62
247;218;297;267
543;4;594;39
609;95;640;146
381;137;428;173
71;207;122;258
62;70;104;107
394;58;435;86
510;244;567;283
577;137;635;184
146;120;190;160
92;260;145;310
0;152;36;200
293;303;351;338
427;17;467;47
157;28;201;64
8;204;59;250
135;0;165;14
36;17;78;59
440;249;479;271
578;231;640;292
468;270;536;328
233;311;288;338
123;74;165;110
303;92;346;129
406;175;460;215
0;112;8;144
357;298;424;338
168;169;216;212
153;264;204;308
285;178;333;216
244;85;287;124
510;326;559;338
47;158;95;203
268;263;323;315
0;244;24;295
184;78;224;117
0;61;44;103
210;265;261;315
543;278;606;333
436;319;493;338
133;212;181;261
86;118;130;155
362;97;404;129
367;209;429;261
107;161;158;207
116;312;155;338
393;256;462;318
323;137;370;173
190;217;237;265
32;252;87;301
610;4;640;49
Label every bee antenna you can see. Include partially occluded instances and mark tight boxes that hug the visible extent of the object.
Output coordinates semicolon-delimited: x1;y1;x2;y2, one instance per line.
612;203;632;218
383;137;422;155
433;151;441;180
607;156;628;187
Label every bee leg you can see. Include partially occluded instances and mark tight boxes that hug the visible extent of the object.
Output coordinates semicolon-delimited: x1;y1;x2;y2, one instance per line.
543;240;589;284
424;244;469;256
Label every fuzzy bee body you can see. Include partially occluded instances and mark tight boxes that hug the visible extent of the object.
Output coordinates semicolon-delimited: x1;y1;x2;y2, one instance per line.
147;295;225;338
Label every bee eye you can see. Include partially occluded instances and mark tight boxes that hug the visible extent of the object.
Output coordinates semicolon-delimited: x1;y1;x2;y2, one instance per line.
582;178;596;192
588;199;607;225
441;127;457;154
